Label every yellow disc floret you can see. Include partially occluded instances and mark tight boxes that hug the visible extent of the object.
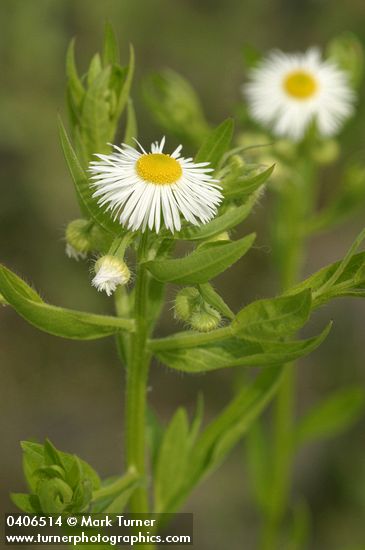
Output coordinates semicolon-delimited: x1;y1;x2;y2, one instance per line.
136;153;182;185
283;70;318;99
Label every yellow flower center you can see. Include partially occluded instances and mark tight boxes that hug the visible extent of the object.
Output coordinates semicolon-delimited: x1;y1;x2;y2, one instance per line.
283;70;318;99
136;153;182;185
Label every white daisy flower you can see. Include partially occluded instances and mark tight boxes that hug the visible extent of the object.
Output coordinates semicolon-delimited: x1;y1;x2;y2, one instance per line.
92;255;130;297
244;48;355;141
89;137;223;233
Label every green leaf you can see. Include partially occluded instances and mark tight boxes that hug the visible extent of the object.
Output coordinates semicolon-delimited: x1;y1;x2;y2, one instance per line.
189;394;204;446
66;39;84;108
154;408;190;512
189;368;283;490
58;118;122;235
123;99;137;146
0;264;134;340
146;406;164;471
11;493;38;513
44;439;64;468
156;324;331;373
198;282;235;320
222;164;274;199
21;441;101;493
37;478;73;513
159;368;284;515
313;228;365;298
245;421;270;511
145;234;255;284
142;69;210;147
232;290;312;341
289;252;365;306
195;118;234;169
295;387;365;448
102;23;120;66
87;53;102;87
21;442;44;493
177;191;259;241
81;67;112;159
115;44;135;119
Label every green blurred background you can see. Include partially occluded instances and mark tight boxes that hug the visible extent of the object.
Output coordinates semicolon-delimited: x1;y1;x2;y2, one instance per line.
1;1;365;548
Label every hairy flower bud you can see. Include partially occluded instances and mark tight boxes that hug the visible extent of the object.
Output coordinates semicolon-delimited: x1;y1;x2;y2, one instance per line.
189;305;221;332
92;255;131;296
65;219;92;261
174;287;200;322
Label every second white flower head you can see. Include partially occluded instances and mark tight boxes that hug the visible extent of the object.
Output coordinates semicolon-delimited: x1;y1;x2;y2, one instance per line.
243;48;355;141
89;138;223;233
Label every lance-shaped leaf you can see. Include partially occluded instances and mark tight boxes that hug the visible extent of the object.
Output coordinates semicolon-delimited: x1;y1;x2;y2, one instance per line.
154;408;190;513
195;118;234;169
145;233;255;284
155;324;331;373
232;289;312;341
102;22;120;66
0;265;134;340
123;99;138;146
164;367;283;514
66;39;84;111
142;69;210;147
81;67;112;158
287;229;365;306
115;44;135;119
295;387;365;448
59;119;122;235
222;164;274;200
176;191;259;241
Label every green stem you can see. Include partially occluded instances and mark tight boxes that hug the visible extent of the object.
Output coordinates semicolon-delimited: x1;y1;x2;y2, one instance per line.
92;467;139;502
260;156;316;550
125;233;151;514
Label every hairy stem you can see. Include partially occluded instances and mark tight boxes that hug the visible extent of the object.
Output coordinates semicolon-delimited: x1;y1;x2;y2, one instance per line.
125;233;151;514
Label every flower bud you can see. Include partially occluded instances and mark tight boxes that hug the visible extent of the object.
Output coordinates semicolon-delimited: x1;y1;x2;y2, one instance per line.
65;219;92;261
174;287;200;322
190;305;221;332
92;255;131;296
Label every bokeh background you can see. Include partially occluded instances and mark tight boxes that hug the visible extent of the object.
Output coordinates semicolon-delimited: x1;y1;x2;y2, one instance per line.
1;1;365;549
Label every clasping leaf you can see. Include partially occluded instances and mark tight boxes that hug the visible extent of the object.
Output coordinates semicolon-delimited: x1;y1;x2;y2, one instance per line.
145;234;255;284
0;264;134;340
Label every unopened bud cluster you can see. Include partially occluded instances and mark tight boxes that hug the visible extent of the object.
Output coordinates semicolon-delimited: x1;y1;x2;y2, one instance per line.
174;287;221;332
